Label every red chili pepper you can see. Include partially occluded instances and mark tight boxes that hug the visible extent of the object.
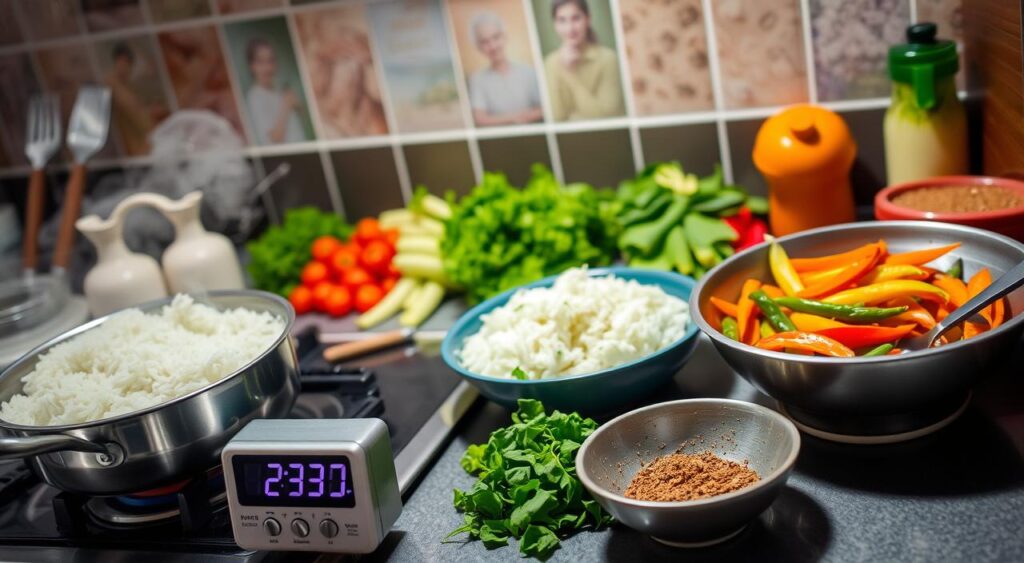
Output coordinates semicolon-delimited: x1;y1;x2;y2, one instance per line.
816;324;916;349
737;219;768;251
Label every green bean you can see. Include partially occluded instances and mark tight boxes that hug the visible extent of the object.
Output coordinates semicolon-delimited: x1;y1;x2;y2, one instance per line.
945;258;963;280
750;290;797;332
759;320;776;338
773;296;908;323
863;343;894;356
722;317;739;340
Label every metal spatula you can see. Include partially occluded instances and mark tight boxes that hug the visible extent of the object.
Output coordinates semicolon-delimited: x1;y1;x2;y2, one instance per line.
52;86;110;272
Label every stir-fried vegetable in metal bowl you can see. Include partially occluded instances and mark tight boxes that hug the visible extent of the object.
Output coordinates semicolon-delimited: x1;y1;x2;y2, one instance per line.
708;240;1008;356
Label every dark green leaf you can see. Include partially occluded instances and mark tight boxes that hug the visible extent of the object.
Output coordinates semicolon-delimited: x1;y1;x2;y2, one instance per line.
520;525;561;559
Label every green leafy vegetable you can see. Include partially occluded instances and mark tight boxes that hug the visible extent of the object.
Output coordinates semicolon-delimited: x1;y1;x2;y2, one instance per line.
442;165;620;304
446;399;613;559
246;207;352;296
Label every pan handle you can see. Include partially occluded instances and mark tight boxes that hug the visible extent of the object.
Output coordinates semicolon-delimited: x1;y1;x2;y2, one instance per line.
0;434;109;460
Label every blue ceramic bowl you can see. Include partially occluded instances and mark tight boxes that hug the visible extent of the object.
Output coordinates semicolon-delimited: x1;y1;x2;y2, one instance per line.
441;267;700;414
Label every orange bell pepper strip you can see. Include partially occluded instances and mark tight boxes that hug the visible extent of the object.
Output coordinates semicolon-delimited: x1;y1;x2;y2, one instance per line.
963;320;986;339
883;243;961;266
965;268;1004;328
797;247;880;298
710;296;739;318
736;279;762;344
888;348;903;355
816;324;917;349
769;243;805;296
823;280;949;306
789;242;883;272
800;266;845;286
755;331;855;357
761;285;785;298
933;275;968;308
880;297;936;330
861;264;930;284
790;312;849;332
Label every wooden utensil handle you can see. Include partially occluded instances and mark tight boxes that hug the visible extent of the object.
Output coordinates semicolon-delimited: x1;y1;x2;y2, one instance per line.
21;169;45;271
323;330;408;362
52;164;86;270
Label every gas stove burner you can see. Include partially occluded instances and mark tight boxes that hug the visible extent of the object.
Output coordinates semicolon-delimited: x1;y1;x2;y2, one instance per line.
86;489;227;526
57;467;228;531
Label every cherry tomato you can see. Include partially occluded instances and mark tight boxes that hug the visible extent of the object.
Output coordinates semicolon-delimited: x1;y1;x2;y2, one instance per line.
310;236;342;263
341;267;373;291
330;248;359;278
311;281;335;312
386;262;401;279
359;240;394;277
324;286;352;317
381;277;397;293
383;228;400;247
288;286;314;315
300;261;330;287
354;218;382;245
354;284;384;313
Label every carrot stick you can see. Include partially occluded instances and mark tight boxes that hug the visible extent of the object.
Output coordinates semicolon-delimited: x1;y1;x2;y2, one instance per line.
761;285;785;298
883;243;961;266
967;268;996;327
797;247;880;299
736;279;762;344
933;275;968;308
790;242;881;272
710;296;739;318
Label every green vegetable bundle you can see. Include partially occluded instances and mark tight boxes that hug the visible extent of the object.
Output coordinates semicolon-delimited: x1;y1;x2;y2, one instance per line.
442;165;620;304
617;163;766;278
447;399;612;559
246;207;353;296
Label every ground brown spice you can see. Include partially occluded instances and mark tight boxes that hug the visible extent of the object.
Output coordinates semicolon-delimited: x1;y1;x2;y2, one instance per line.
624;451;760;502
891;185;1024;213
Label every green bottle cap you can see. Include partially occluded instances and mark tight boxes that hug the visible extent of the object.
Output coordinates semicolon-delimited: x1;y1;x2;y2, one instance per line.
888;23;959;110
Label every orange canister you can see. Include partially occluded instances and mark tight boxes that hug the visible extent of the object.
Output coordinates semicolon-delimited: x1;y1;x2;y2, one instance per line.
753;104;857;236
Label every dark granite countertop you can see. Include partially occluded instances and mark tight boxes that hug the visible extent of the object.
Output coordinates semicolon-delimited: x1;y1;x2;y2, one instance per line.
360;335;1024;562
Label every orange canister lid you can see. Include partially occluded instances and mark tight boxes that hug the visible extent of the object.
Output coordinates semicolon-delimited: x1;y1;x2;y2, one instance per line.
752;104;856;179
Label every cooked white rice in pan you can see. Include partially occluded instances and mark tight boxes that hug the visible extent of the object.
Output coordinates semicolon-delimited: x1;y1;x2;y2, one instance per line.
0;294;284;426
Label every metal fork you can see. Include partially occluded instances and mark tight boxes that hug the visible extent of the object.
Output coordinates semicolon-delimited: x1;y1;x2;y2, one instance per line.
22;93;61;273
52;86;111;272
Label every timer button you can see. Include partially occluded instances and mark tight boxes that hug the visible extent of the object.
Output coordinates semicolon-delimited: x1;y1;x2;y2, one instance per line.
291;518;310;538
263;518;282;537
319;518;339;538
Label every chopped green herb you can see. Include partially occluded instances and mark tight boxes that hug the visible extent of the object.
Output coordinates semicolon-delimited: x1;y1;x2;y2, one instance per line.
446;400;612;559
511;367;529;380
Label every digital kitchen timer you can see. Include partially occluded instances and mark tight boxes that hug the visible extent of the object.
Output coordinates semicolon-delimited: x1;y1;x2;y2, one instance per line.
222;419;402;553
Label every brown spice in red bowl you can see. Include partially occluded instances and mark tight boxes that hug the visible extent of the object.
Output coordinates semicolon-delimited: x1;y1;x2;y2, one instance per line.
891;185;1024;214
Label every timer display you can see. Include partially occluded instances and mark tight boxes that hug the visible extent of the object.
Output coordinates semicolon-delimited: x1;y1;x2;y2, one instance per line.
231;455;356;508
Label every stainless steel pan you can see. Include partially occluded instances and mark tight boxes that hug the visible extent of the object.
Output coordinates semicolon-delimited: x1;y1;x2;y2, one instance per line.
0;290;300;496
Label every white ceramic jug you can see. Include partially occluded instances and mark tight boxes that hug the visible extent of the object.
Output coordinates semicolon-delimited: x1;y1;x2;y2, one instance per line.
76;204;168;316
157;191;245;293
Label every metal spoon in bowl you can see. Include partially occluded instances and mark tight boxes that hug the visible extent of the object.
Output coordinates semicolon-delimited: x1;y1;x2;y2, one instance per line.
902;260;1024;351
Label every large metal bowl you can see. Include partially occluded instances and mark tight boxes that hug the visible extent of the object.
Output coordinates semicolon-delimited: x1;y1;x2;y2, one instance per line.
690;221;1024;440
0;290;299;495
576;399;800;546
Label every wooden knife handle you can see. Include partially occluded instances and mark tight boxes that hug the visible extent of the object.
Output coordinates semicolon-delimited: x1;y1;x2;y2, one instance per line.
323;330;408;363
52;164;86;270
21;169;45;271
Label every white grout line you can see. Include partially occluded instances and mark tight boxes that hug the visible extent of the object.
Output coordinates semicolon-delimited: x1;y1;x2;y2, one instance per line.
608;0;642;171
391;143;413;204
318;147;346;218
799;0;819;103
700;0;733;184
909;0;918;23
214;19;256;145
439;0;482;184
521;0;563;183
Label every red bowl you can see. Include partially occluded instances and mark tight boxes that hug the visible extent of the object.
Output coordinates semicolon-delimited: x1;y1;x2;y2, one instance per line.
875;175;1024;241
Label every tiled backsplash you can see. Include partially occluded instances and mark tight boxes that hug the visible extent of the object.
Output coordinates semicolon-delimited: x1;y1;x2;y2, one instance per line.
0;0;966;227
